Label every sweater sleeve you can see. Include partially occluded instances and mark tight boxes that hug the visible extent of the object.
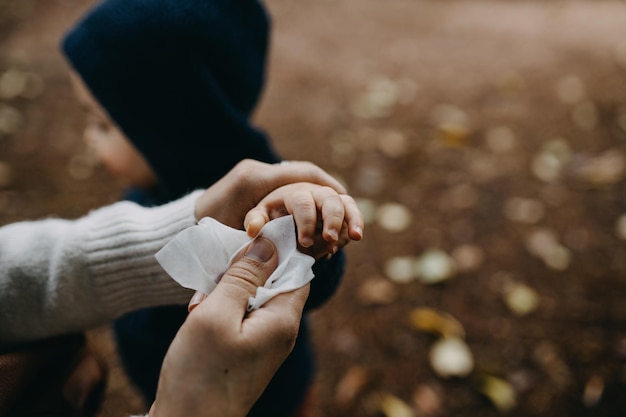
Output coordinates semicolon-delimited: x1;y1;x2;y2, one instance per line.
0;190;203;347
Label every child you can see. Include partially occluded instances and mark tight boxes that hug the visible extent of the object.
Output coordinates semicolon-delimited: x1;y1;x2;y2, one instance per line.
61;0;355;415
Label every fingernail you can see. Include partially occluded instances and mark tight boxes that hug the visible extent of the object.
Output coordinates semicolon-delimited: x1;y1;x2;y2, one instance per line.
328;228;339;242
354;226;364;239
301;236;314;248
188;291;207;312
245;238;275;262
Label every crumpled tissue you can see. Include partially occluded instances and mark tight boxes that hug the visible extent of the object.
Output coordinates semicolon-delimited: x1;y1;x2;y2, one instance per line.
155;215;315;311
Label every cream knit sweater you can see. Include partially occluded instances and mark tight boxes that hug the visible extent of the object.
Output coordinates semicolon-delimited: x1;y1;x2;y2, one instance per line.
0;190;203;347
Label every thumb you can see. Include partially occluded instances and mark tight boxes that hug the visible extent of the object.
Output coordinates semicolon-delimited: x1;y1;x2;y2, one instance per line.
204;238;279;320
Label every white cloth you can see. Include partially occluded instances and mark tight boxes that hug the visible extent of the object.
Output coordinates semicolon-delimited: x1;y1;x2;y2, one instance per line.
155;215;315;311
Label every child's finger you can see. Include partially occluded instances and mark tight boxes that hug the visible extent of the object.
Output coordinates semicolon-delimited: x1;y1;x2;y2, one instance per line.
244;207;271;238
340;194;365;241
283;189;318;248
315;190;345;244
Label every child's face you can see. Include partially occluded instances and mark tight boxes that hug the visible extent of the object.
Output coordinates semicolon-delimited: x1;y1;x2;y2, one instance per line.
70;71;158;189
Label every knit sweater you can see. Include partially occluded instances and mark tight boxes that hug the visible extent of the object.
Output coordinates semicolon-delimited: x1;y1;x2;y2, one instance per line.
0;190;202;347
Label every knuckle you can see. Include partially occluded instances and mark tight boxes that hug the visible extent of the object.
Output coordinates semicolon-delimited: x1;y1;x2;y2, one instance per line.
320;185;337;195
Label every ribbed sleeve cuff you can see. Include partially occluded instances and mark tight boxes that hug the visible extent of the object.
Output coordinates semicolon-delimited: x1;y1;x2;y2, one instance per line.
80;190;203;318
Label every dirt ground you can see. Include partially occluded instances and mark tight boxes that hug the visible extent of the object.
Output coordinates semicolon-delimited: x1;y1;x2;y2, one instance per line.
1;0;626;416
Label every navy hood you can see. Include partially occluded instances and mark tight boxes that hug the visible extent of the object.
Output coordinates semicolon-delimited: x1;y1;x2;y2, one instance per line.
62;0;280;204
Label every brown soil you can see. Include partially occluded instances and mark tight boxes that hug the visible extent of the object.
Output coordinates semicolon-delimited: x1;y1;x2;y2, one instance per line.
1;0;626;416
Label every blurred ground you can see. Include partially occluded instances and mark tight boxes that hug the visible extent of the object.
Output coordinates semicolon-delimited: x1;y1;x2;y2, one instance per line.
1;0;626;416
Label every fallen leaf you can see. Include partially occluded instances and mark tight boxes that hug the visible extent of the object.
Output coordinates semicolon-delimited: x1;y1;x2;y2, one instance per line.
0;103;22;135
504;197;545;224
525;228;571;271
379;393;415;417
476;375;517;413
415;249;456;284
357;277;398;306
582;375;604;408
429;337;474;378
409;307;465;338
354;198;377;225
351;77;398;119
376;202;413;232
615;213;626;240
378;129;408;158
485;126;516;154
530;138;571;183
384;256;417;283
412;384;442;416
451;245;484;272
573;149;626;186
430;104;471;146
556;75;585;104
0;68;28;100
503;282;540;316
335;366;370;409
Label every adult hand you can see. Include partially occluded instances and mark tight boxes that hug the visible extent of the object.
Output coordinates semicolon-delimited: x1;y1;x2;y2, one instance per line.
194;159;346;228
150;238;309;417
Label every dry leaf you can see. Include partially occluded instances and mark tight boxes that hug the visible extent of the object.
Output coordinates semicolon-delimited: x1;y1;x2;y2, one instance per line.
504;197;545;224
378;129;408;158
530;139;571;183
0;68;28;100
412;384;442;416
0;103;22;135
615;214;626;240
582;375;605;408
574;149;626;186
556;75;585;104
451;245;484;272
384;256;417;283
335;366;370;409
409;307;465;339
379;393;415;417
415;250;456;284
503;282;540;316
354;198;377;225
429;337;474;378
376;202;413;232
357;277;398;306
485;126;516;154
525;228;571;271
476;375;517;413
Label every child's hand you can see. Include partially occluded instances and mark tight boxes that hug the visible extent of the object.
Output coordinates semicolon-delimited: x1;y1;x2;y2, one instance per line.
194;159;347;229
243;182;364;260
